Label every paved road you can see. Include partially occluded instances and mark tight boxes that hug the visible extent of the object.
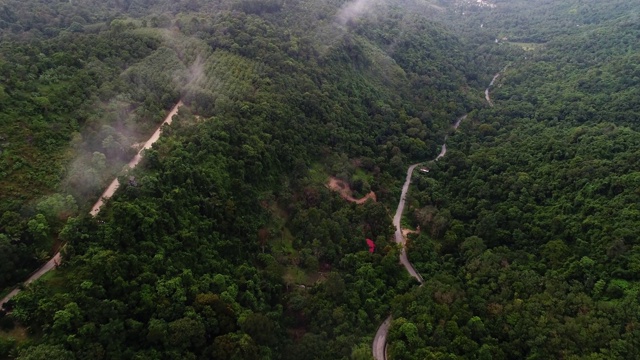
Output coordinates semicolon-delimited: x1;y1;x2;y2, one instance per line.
372;114;467;359
372;316;392;360
1;102;183;311
485;71;503;106
393;163;425;284
0;253;61;309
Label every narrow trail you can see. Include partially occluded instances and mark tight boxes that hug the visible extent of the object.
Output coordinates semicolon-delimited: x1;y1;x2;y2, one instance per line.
1;102;183;310
372;113;468;360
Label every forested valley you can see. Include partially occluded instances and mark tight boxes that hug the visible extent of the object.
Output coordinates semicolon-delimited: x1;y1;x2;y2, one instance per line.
1;0;639;359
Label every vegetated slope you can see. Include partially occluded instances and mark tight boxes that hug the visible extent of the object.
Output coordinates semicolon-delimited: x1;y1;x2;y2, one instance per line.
448;0;639;43
387;1;640;359
1;0;479;358
0;0;235;293
0;28;186;289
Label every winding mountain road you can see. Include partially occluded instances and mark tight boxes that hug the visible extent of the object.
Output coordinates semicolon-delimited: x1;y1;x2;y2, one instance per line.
1;102;183;311
485;70;505;106
372;113;467;360
373;316;392;359
485;73;500;106
372;74;499;359
393;163;425;284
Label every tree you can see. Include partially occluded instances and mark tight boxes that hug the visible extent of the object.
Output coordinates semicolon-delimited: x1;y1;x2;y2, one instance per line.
27;214;50;246
168;317;206;350
17;344;74;360
241;313;278;346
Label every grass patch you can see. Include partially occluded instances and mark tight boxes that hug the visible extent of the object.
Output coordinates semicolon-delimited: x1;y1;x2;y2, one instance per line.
0;325;28;344
401;216;414;229
272;227;296;254
28;266;69;295
352;168;374;185
283;267;308;286
308;162;328;185
283;266;324;287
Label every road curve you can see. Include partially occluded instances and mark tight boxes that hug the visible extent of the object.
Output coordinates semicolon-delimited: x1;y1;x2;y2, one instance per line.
327;177;377;204
372;316;392;360
372;114;466;359
393;163;425;284
485;69;506;106
1;102;183;311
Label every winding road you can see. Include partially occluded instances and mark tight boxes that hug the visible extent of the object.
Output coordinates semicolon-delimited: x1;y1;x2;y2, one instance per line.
372;74;499;359
485;66;509;107
0;102;183;310
485;72;500;106
327;177;377;204
393;163;425;284
372;93;491;358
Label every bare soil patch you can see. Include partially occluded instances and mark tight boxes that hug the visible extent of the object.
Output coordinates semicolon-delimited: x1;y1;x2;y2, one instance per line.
402;227;420;238
327;177;376;204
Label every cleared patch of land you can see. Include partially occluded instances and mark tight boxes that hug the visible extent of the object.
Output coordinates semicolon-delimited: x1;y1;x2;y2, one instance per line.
327;177;376;204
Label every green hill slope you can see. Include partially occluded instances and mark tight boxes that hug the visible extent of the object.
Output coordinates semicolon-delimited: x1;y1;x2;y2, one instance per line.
1;0;478;358
388;1;640;358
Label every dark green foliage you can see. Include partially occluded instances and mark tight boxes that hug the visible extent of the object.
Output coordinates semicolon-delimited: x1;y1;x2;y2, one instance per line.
1;0;477;358
2;0;640;359
389;1;640;358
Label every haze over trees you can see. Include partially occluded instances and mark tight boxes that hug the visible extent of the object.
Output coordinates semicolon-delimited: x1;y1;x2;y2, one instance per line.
1;0;639;359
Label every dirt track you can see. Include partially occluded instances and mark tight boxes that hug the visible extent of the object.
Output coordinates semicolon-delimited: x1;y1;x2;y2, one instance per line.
327;177;376;204
1;102;183;311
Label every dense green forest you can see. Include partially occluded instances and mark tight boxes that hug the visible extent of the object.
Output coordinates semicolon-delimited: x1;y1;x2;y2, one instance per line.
390;0;640;359
1;0;639;359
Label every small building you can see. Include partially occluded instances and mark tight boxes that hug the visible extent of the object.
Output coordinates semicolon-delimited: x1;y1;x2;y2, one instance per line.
419;167;430;174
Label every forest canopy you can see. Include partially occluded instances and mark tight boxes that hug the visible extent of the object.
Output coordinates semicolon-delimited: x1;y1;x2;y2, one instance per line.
1;0;639;359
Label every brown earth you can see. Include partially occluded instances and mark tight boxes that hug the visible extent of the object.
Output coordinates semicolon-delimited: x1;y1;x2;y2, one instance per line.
327;177;376;204
402;227;420;238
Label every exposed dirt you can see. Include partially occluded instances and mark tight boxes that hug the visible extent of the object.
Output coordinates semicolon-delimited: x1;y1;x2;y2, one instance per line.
402;227;420;238
2;102;184;310
327;177;376;204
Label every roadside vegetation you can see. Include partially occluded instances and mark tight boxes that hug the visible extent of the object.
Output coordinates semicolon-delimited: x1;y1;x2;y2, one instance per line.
1;0;639;359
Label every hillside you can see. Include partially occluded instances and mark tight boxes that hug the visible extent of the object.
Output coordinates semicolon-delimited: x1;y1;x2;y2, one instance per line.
1;0;639;359
388;0;640;358
0;0;479;358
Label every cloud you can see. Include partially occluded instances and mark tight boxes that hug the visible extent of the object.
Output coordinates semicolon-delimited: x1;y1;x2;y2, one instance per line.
336;0;375;26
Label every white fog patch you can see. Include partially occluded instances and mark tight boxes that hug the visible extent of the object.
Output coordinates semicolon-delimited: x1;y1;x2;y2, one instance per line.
186;55;206;88
336;0;375;26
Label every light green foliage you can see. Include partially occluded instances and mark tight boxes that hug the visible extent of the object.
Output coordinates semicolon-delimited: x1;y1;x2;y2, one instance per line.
17;344;74;360
26;214;50;245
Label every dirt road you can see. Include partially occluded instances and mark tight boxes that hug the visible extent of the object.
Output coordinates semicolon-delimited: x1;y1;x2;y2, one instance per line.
1;102;183;310
372;114;466;359
327;177;376;204
90;101;183;215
